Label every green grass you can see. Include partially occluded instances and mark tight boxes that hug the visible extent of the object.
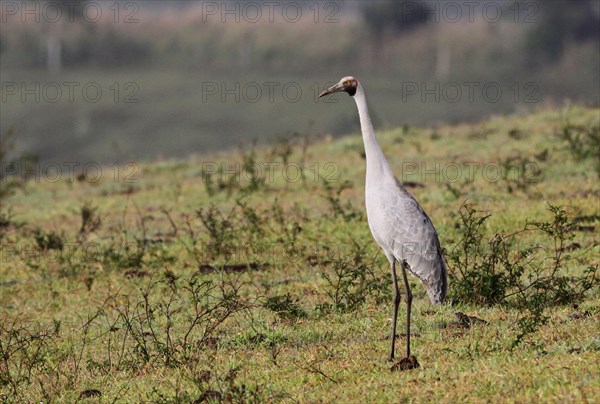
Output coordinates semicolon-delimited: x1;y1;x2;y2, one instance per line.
1;106;599;402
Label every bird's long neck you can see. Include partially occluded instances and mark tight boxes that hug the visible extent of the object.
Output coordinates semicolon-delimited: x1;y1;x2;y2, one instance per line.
353;84;394;182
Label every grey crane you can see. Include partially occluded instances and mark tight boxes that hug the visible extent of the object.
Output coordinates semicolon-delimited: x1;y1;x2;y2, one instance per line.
319;76;448;364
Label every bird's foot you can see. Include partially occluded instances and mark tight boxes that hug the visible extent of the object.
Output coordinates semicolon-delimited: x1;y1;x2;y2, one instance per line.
390;355;420;371
387;355;395;362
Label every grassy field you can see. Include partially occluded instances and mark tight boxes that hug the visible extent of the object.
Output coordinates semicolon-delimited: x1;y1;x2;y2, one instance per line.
1;106;599;402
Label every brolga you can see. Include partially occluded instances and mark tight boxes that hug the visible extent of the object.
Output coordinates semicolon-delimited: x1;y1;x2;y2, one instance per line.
319;77;448;366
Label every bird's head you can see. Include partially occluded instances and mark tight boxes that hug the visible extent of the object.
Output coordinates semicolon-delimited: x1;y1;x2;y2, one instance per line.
319;76;359;98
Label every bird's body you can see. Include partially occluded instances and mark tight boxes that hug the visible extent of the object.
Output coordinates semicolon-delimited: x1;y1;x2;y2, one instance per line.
366;177;448;303
320;77;448;362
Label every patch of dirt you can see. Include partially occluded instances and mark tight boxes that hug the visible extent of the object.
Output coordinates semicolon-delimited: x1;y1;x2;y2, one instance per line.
384;333;422;340
573;214;600;223
572;225;596;232
100;185;140;196
566;189;600;199
569;311;591;320
306;255;332;267
149;232;177;244
0;280;18;288
79;389;102;399
439;312;489;330
200;337;219;350
0;217;12;229
561;242;582;252
124;269;150;278
390;355;420;371
196;390;222;403
196;370;211;383
199;262;269;273
455;312;489;326
248;333;266;344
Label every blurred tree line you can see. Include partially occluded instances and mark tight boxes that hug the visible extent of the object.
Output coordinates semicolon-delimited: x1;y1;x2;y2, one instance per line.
525;1;599;62
361;0;599;65
0;0;598;71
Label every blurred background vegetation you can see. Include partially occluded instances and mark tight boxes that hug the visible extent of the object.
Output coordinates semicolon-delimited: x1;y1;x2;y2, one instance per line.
1;0;599;163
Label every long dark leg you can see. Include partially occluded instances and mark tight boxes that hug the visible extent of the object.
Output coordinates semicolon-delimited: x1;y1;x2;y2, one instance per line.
400;260;413;359
389;260;401;362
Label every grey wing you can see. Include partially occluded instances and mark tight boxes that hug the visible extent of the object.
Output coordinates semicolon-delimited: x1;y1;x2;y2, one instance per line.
383;187;448;304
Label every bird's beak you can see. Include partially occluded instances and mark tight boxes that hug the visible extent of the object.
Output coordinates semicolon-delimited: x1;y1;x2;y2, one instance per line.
319;83;344;98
